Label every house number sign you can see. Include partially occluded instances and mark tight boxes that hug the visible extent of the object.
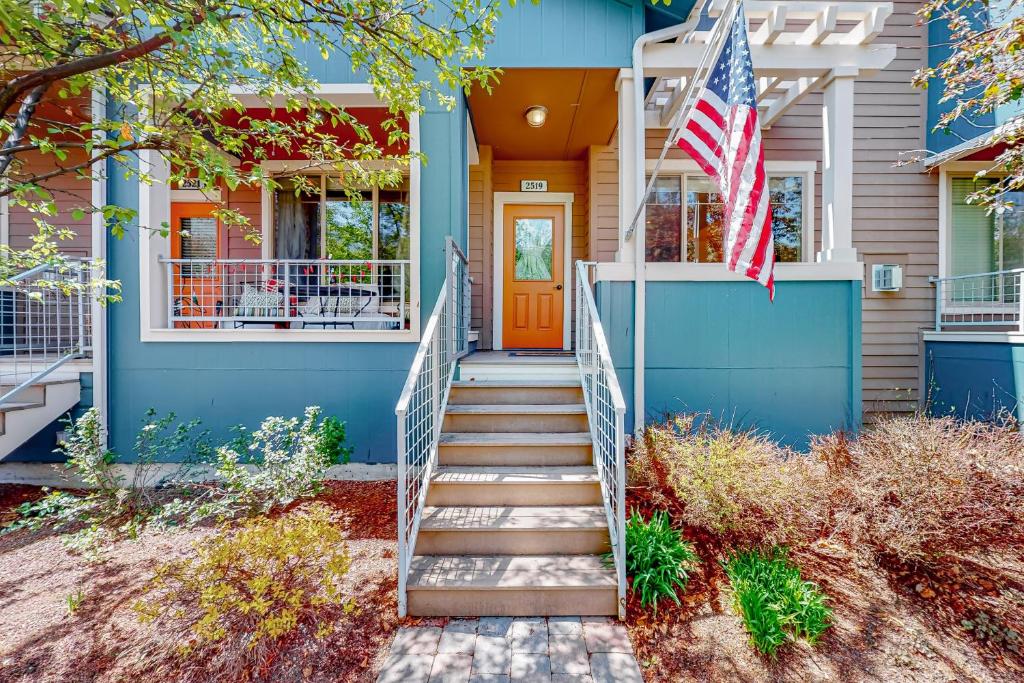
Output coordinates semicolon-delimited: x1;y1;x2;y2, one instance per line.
521;179;547;192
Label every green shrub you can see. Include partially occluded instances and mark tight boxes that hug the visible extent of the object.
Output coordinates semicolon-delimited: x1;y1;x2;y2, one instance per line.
316;415;352;465
2;408;211;555
3;406;350;555
723;547;832;656
621;509;699;610
134;505;354;676
631;414;826;547
214;406;341;514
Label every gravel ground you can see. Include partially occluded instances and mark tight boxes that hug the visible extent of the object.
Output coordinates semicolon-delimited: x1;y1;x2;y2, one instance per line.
0;481;403;683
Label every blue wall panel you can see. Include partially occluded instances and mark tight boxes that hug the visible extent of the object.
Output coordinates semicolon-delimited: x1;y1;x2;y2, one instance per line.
482;0;647;67
925;340;1024;421
104;92;467;463
596;279;861;448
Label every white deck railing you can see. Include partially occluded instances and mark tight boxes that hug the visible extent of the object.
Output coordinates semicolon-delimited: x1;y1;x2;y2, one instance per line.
395;237;470;617
574;261;627;619
0;261;94;406
160;258;410;329
931;269;1024;332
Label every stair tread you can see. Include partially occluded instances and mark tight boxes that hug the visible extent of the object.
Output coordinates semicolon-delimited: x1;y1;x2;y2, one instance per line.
433;466;599;484
408;554;616;590
451;379;581;388
445;403;586;415
0;401;46;412
440;432;592;446
421;505;607;531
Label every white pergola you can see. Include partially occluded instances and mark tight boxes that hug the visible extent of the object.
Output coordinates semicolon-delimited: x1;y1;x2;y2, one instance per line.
617;0;897;265
614;0;897;432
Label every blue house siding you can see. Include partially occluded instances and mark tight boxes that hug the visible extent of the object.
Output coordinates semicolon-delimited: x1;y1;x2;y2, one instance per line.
924;340;1024;421
104;91;469;463
482;0;647;67
927;2;1024;154
596;280;862;448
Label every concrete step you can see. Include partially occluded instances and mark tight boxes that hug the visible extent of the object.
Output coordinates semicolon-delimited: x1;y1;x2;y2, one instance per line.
426;466;602;506
449;380;583;406
439;431;593;467
459;358;578;382
416;505;610;555
443;403;589;434
406;554;618;616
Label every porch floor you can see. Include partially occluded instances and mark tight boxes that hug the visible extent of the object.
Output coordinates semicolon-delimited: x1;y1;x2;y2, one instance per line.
460;351;575;366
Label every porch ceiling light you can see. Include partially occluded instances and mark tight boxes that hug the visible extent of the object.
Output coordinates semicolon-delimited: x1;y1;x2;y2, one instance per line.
524;105;548;128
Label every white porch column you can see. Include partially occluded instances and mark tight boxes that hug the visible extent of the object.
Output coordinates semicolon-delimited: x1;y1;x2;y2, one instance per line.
616;68;637;262
818;67;859;263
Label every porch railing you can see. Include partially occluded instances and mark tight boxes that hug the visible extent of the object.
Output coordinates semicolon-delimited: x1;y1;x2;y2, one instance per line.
574;260;627;619
0;261;94;406
931;269;1024;332
394;237;470;617
160;258;410;329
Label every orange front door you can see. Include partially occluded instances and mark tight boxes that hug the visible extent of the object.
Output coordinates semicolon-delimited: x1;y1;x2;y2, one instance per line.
170;203;221;329
502;204;564;349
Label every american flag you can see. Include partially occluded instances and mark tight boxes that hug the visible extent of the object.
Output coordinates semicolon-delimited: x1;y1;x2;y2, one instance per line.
676;6;776;299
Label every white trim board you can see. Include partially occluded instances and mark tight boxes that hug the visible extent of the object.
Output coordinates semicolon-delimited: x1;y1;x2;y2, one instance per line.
594;260;864;282
0;462;398;487
923;331;1024;344
491;192;574;351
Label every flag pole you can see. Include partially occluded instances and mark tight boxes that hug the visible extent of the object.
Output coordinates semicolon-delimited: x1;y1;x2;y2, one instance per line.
623;0;742;242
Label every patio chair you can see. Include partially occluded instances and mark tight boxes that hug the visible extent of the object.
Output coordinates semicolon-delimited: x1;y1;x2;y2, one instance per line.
299;289;375;329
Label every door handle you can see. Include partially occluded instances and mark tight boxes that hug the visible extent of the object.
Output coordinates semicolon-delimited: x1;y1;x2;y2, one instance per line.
555;284;563;290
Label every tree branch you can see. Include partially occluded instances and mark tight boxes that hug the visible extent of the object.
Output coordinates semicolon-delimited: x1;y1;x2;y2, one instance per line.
0;12;206;115
0;83;50;177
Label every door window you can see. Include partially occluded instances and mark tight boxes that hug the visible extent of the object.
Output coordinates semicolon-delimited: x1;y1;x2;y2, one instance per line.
513;218;554;281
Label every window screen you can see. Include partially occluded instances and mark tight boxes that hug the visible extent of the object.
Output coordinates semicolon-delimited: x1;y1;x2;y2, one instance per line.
179;217;216;277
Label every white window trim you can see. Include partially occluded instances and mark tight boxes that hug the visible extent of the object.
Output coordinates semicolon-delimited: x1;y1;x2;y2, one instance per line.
643;158;816;266
261;168;406;261
138;88;420;343
0;188;7;250
937;161;1019;319
938;161;1010;281
491;191;573;351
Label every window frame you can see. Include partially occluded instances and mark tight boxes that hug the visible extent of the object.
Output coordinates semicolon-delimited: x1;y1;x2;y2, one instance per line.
939;164;1014;282
138;86;421;343
643;159;815;265
264;164;411;262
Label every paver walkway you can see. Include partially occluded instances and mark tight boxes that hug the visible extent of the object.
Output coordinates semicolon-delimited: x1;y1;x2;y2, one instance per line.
376;616;643;683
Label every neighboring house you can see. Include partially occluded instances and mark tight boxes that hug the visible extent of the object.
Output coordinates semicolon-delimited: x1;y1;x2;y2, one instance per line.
921;1;1024;421
3;0;1013;615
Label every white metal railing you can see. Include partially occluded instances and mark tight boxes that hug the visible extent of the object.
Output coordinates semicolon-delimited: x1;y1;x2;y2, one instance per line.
0;261;94;406
931;269;1024;332
160;258;410;330
575;260;627;619
395;237;470;617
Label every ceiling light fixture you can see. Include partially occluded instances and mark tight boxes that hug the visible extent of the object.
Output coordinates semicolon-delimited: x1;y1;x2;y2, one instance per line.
524;105;548;128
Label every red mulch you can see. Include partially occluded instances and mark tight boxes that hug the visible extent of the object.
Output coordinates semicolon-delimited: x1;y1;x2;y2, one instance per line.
622;472;1024;683
0;485;44;527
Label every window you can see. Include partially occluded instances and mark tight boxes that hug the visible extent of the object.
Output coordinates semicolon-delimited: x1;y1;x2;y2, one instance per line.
950;177;1024;276
274;175;410;260
179;217;217;277
644;174;806;263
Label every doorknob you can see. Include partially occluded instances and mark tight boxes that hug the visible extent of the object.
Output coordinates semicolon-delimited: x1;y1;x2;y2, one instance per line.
555;284;563;290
